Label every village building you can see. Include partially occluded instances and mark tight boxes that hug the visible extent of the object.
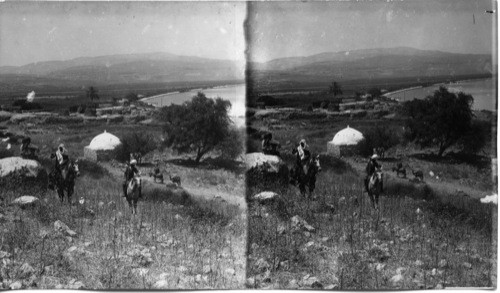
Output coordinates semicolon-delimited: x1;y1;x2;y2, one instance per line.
327;125;364;157
83;130;122;162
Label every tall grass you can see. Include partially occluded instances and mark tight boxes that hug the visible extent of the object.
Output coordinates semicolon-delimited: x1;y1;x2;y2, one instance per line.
1;168;246;289
247;166;494;289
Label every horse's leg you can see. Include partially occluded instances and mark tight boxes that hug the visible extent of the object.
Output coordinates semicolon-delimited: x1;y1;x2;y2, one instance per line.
67;183;74;205
299;182;306;198
133;198;138;215
57;188;64;203
367;191;375;209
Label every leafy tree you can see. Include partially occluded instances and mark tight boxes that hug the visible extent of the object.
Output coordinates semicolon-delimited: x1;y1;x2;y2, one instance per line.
357;126;401;157
368;87;382;98
118;132;158;162
329;81;343;97
458;120;491;155
124;92;139;102
256;95;278;107
158;92;232;163
403;86;475;157
216;127;245;160
86;86;100;101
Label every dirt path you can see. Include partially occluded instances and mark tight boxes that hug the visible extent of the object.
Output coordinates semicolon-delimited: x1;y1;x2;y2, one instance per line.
101;162;246;218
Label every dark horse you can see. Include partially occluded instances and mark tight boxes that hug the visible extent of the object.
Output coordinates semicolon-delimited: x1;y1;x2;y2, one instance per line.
367;169;383;210
49;159;80;204
290;149;322;198
126;176;142;214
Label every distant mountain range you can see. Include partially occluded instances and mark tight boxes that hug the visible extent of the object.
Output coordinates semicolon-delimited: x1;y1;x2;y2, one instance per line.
0;47;494;96
0;52;245;85
249;47;493;89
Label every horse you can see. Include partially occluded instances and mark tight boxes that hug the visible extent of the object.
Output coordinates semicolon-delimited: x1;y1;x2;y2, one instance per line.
126;176;142;214
50;159;80;204
292;154;322;199
392;162;406;178
169;174;181;186
367;169;383;210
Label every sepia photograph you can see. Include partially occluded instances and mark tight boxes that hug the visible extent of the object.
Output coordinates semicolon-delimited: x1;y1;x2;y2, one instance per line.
245;0;497;290
0;1;247;290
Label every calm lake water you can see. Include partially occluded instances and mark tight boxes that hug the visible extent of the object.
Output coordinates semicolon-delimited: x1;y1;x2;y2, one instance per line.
385;78;496;111
142;84;246;127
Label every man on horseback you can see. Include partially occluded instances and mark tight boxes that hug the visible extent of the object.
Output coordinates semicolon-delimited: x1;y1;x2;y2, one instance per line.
290;139;311;185
365;154;382;193
48;144;69;190
20;137;31;158
262;133;281;157
123;159;141;198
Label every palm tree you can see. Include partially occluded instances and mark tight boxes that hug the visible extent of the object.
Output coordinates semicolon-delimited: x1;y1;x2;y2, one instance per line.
329;81;342;97
86;86;100;101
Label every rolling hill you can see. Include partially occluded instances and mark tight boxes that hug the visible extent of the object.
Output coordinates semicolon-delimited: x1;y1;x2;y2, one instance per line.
249;47;493;91
0;52;245;96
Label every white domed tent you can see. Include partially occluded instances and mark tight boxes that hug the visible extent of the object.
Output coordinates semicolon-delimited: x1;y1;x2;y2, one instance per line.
327;125;364;157
84;130;122;161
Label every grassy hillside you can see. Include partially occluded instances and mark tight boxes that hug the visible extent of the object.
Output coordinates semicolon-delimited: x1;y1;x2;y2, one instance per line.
0;122;246;290
246;108;496;289
247;157;495;289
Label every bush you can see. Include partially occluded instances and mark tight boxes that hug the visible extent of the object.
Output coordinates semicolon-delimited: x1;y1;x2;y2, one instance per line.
256;95;278;107
357;126;401;157
84;107;96;117
117;132;158;162
217;127;245;160
12;100;42;111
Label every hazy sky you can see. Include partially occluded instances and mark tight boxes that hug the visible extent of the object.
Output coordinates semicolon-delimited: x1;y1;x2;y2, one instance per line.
249;0;496;62
0;2;246;66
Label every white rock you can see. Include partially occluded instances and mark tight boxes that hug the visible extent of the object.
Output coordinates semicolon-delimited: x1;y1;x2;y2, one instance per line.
0;157;42;178
480;194;497;205
390;273;403;284
153;280;169;289
253;191;279;203
12;196;39;207
244;152;285;172
54;220;77;237
9;281;22;290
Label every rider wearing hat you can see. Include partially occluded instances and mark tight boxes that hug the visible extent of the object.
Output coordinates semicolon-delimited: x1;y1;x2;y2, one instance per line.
48;143;70;190
365;153;382;192
261;133;273;155
290;139;311;185
123;159;141;198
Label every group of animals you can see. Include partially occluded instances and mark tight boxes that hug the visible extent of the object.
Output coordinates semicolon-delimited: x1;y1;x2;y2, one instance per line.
391;162;424;181
148;166;181;186
266;142;427;212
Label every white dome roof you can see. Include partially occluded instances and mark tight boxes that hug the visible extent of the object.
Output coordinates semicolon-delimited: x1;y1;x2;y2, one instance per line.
88;130;121;150
330;126;364;146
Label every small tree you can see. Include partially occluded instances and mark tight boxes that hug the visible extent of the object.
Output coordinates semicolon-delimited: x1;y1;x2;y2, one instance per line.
368;87;382;98
217;127;245;160
118;132;157;162
158;92;232;163
86;86;100;101
124;92;139;102
329;81;343;97
403;86;475;157
358;126;401;157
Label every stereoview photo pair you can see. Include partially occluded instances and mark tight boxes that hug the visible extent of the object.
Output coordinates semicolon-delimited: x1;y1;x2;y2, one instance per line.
0;0;496;290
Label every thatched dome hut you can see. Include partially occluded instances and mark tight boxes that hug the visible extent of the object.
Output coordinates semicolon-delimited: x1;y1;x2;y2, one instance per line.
83;130;122;161
327;125;364;157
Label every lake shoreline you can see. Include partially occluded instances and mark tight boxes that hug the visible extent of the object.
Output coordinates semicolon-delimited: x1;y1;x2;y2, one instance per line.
384;76;494;99
140;83;245;104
